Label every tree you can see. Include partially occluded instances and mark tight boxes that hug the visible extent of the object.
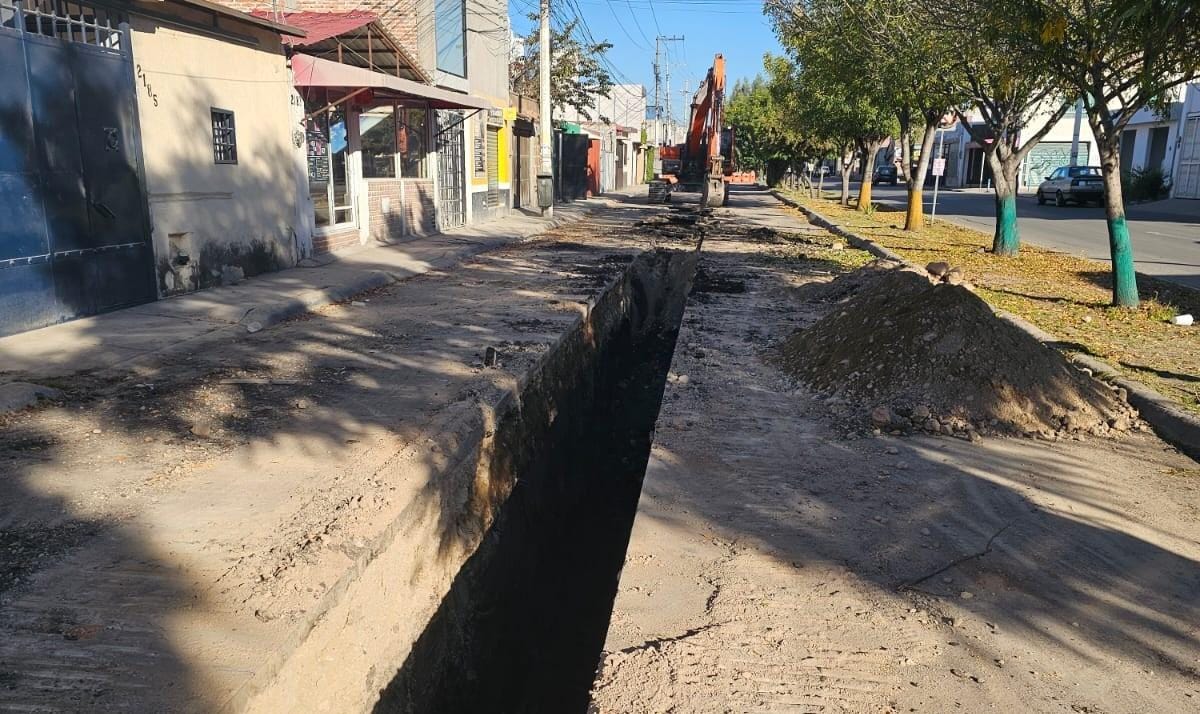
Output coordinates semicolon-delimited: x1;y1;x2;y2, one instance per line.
996;0;1200;305
762;54;895;207
767;0;958;230
920;2;1074;256
726;77;780;175
509;18;614;119
726;69;812;187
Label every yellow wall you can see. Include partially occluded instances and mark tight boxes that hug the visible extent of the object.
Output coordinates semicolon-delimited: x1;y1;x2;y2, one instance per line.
497;122;510;184
129;7;306;295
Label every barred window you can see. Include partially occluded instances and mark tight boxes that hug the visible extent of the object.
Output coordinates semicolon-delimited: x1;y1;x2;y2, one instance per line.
211;108;237;164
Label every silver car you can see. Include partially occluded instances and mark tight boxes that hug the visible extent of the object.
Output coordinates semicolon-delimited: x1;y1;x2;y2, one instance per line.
1036;165;1105;206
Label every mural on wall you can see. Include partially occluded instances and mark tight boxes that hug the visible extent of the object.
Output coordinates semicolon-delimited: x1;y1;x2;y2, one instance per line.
1022;141;1088;187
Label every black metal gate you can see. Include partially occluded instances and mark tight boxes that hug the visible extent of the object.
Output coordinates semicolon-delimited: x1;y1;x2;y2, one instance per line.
556;133;589;202
436;110;466;229
0;0;155;337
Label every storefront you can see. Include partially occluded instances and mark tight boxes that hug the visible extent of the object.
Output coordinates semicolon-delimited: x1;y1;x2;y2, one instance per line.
287;30;491;254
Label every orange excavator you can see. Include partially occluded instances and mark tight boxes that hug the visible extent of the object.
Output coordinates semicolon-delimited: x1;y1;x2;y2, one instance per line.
652;53;734;207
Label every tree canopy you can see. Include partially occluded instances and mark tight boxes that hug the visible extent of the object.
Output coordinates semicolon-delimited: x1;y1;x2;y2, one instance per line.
509;18;614;119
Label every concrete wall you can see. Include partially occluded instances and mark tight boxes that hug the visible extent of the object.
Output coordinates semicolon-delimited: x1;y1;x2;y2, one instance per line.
463;0;513;223
129;5;307;296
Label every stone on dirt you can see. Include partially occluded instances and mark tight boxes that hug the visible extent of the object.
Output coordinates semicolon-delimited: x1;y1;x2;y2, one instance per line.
0;382;64;415
926;261;950;278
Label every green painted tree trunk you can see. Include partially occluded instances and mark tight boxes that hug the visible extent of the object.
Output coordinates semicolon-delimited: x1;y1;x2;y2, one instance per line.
993;193;1019;257
1101;147;1139;307
989;153;1021;257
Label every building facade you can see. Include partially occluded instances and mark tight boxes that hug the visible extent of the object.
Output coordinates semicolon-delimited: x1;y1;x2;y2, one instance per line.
0;0;306;335
224;0;518;229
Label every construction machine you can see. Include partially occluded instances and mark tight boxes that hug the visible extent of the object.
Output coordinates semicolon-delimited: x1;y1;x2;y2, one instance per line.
651;53;734;207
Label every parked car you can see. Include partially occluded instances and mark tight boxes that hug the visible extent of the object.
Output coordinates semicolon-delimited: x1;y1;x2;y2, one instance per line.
873;164;898;185
1037;166;1105;206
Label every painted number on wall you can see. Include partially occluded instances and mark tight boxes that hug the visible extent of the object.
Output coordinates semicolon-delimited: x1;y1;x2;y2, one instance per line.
135;64;159;107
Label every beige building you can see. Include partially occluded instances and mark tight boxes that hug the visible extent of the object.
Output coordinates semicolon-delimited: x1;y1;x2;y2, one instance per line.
129;1;310;294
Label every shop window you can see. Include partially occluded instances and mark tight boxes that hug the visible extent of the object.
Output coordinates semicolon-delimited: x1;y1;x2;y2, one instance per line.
399;108;428;179
434;0;465;77
305;98;355;228
360;110;396;178
211;108;237;164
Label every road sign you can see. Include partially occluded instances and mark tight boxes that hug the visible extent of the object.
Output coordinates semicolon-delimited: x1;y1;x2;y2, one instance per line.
932;158;947;177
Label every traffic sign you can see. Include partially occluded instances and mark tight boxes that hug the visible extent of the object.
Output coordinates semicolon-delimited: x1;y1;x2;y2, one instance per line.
932;158;947;177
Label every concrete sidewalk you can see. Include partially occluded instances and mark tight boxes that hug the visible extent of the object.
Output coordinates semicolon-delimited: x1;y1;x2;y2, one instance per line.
0;196;627;382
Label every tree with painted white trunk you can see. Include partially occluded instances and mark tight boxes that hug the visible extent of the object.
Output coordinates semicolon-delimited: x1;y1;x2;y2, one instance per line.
993;0;1200;305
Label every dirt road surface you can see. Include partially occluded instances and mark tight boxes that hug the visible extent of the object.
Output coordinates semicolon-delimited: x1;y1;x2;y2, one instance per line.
590;188;1200;713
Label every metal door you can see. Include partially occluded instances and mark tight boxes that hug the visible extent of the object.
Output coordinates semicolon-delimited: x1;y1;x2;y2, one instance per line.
0;0;155;336
1022;141;1086;188
435;110;466;228
485;126;499;207
1177;116;1200;199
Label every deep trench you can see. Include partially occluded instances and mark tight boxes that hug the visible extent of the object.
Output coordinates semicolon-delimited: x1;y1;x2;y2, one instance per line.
373;246;698;714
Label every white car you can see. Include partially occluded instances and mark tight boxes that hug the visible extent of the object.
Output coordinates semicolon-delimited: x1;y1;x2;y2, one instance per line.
1036;166;1105;206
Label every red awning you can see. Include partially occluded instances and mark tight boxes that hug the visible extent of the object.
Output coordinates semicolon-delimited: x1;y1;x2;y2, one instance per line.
249;10;374;46
291;54;494;111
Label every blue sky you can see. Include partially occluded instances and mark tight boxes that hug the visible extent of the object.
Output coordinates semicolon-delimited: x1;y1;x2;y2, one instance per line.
508;0;780;119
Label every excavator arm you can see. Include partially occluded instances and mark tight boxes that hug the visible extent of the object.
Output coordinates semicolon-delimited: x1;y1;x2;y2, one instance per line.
686;54;729;206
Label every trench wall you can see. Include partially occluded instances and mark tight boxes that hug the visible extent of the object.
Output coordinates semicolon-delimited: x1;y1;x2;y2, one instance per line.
236;244;697;713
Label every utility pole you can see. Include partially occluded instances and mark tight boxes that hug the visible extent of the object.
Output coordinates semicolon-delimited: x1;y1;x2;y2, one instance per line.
678;81;690;144
538;0;553;216
1069;97;1084;167
653;35;683;145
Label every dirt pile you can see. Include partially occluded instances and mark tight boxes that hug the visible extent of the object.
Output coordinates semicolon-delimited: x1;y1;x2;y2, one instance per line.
777;263;1138;440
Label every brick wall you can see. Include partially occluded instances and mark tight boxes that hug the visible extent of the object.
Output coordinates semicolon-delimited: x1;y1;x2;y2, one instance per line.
312;227;360;255
367;180;404;242
404;179;437;236
220;1;433;77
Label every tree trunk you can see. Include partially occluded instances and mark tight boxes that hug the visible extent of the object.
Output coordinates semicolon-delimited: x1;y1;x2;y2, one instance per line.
988;150;1021;256
839;147;854;206
1099;142;1139;307
858;139;881;211
904;120;939;232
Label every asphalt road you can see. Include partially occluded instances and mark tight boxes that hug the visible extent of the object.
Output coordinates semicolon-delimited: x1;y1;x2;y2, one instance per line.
862;183;1200;290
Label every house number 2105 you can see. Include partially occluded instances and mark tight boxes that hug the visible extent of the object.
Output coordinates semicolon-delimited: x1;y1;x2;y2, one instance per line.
135;64;159;107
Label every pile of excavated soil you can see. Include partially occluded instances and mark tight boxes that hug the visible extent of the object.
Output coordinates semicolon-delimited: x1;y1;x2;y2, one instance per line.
777;263;1138;440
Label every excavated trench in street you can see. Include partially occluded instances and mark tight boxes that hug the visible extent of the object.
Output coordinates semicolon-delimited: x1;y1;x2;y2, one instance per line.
372;241;699;714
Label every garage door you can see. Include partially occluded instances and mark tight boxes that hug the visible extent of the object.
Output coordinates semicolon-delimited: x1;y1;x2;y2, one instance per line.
1022;141;1088;188
1177;116;1200;199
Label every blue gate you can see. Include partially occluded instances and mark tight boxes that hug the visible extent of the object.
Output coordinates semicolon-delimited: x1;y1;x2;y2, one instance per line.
0;0;155;337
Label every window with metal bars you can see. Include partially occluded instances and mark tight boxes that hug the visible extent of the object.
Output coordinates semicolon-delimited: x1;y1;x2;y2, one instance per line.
211;108;237;164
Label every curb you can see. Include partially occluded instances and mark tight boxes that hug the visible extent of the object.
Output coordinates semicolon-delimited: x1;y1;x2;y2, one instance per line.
772;190;907;263
771;189;1200;461
237;209;590;334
